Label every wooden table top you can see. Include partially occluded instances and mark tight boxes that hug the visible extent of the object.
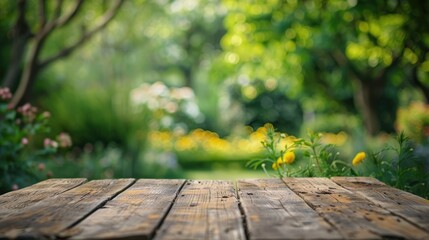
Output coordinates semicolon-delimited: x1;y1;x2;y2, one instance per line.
0;177;428;240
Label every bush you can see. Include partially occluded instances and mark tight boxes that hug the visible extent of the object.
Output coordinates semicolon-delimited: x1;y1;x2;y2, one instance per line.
248;124;429;198
0;87;70;193
396;102;429;143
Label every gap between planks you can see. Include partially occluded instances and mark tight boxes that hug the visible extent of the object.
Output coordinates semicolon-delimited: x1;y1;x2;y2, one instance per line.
235;180;252;240
61;179;186;240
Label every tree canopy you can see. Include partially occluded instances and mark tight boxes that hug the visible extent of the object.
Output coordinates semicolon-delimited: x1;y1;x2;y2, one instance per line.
1;0;123;108
220;0;429;135
1;0;428;138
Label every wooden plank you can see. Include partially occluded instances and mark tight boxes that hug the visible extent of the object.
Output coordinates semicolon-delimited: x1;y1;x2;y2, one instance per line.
0;179;135;239
238;178;341;239
154;180;246;240
61;179;185;240
332;177;429;232
0;178;87;219
283;177;429;240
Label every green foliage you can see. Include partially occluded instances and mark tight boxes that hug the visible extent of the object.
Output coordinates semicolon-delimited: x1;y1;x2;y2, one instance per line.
366;133;429;198
0;0;16;80
0;88;60;193
220;0;429;134
228;81;303;135
247;125;356;178
46;143;184;180
396;102;429;143
301;113;362;135
248;124;429;198
40;82;143;147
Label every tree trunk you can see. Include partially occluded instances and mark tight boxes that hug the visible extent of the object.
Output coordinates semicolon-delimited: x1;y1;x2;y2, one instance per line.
354;80;382;135
2;0;32;89
2;33;30;89
6;0;124;108
9;36;45;108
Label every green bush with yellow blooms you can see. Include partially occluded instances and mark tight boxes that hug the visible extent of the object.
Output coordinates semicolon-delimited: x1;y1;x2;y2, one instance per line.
247;124;429;198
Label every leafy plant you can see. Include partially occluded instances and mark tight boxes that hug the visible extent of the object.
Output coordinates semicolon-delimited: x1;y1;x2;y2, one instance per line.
247;124;357;178
0;87;70;193
248;124;429;198
367;133;429;198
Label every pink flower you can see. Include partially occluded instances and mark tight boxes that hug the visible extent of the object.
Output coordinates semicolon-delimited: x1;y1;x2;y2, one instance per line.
18;103;31;113
0;87;12;100
38;163;46;171
44;138;51;148
21;138;29;145
12;184;19;191
57;132;72;148
17;103;38;122
44;138;58;148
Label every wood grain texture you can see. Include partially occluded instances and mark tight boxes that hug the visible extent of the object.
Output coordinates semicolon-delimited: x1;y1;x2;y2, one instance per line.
283;177;429;240
238;178;341;240
332;177;429;232
0;178;87;219
62;179;185;240
0;179;134;239
1;177;428;240
154;180;246;240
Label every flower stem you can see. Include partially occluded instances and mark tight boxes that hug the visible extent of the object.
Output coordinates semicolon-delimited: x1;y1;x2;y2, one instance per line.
311;146;323;174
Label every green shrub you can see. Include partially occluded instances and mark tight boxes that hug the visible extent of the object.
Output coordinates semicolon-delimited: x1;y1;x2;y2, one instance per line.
0;87;69;193
396;102;429;143
248;124;429;198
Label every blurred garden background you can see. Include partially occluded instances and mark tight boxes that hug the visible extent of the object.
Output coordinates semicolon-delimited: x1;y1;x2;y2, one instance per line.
1;0;429;197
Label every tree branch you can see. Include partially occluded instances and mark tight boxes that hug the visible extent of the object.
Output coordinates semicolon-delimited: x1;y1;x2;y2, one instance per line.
39;0;123;69
38;0;47;29
54;0;83;28
52;0;64;23
39;0;81;37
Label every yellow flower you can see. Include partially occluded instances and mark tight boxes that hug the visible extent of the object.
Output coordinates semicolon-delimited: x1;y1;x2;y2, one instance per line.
274;151;295;170
276;157;284;165
272;162;279;170
352;152;366;166
283;151;295;164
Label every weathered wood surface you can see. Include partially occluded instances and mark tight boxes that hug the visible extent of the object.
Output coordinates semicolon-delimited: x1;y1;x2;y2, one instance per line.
238;178;341;239
0;177;428;240
64;179;185;240
0;179;134;239
332;177;429;232
283;177;429;239
154;180;246;240
0;178;86;219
